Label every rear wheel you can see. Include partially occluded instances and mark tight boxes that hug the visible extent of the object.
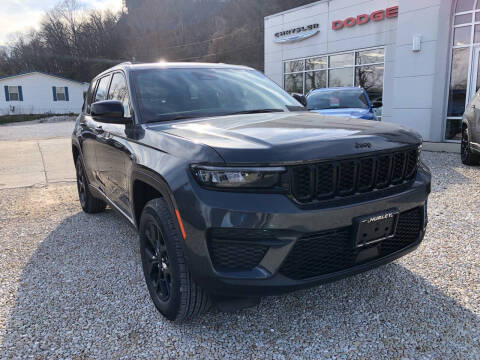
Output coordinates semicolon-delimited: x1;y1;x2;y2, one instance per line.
139;198;211;322
461;127;480;165
75;157;106;213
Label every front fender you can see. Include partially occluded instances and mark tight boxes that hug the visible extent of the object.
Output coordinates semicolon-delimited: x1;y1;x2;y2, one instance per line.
130;166;180;228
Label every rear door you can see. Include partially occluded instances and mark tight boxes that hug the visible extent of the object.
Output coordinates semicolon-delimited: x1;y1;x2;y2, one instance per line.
94;71;134;216
79;79;101;187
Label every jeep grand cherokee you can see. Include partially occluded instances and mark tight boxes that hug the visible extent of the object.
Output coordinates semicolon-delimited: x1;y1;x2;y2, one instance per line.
72;62;431;322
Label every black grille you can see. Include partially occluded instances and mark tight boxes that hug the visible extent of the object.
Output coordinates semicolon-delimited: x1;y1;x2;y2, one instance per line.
317;164;335;197
290;148;419;204
338;161;356;194
209;240;268;271
208;229;275;271
292;166;313;201
279;207;423;280
392;152;406;183
358;158;374;191
404;149;419;179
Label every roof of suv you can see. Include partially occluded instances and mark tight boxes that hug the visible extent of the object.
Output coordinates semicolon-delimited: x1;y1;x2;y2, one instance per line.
94;62;254;80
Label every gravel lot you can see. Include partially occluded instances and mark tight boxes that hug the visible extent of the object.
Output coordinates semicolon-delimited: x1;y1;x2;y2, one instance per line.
0;152;479;359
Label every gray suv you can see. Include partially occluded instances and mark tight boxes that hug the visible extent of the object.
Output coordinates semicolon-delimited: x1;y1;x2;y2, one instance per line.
462;92;480;165
72;62;431;322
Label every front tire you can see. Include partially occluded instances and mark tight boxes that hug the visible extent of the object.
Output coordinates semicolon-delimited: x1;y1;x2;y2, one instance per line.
139;198;211;322
75;157;106;213
461;127;480;165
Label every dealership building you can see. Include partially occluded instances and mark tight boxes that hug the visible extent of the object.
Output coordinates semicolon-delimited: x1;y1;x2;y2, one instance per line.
264;0;477;142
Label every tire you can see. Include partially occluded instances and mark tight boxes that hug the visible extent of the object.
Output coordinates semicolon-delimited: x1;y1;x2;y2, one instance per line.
75;157;106;213
139;198;211;322
461;126;480;166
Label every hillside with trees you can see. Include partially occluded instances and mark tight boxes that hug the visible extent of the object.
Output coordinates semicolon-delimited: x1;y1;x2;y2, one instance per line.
0;0;317;82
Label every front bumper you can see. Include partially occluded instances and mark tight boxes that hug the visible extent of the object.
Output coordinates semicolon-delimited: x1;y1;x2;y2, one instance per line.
174;166;431;297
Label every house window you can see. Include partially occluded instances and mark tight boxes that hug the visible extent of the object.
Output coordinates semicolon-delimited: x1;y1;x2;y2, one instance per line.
8;86;19;101
56;87;66;101
52;86;69;101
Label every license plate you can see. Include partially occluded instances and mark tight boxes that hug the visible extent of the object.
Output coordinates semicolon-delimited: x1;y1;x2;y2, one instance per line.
354;209;399;248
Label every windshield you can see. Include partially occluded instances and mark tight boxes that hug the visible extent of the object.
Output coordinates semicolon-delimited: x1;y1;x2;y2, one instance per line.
306;89;369;110
133;68;303;123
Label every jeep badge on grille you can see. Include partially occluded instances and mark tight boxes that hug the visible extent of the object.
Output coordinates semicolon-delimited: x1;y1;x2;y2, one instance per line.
355;142;372;149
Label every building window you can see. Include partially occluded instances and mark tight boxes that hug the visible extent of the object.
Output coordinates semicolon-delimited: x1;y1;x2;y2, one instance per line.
445;0;480;140
283;47;385;118
4;85;23;101
8;86;19;101
52;86;69;101
56;87;66;101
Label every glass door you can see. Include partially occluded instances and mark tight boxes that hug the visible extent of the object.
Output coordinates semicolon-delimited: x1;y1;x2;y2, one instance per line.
469;46;480;100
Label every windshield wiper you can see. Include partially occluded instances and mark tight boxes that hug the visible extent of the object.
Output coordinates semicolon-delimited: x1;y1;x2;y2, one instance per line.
225;108;285;115
145;114;205;123
145;109;285;123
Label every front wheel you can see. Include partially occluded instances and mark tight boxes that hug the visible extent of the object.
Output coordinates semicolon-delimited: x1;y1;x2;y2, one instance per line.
461;127;480;165
139;198;211;321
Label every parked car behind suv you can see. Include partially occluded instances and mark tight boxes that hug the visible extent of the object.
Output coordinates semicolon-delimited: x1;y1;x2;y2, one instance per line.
461;90;480;165
72;62;431;322
306;87;380;120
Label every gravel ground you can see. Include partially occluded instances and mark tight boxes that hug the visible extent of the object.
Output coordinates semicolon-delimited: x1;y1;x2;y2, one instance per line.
0;116;76;141
0;152;479;359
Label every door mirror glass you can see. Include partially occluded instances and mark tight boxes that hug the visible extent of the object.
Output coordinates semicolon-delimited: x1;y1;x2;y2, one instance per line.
91;100;127;123
291;93;307;107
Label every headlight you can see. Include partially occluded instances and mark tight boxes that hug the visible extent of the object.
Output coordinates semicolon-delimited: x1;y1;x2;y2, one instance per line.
191;165;286;189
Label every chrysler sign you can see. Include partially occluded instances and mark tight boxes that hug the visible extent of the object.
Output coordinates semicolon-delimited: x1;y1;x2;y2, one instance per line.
274;24;319;43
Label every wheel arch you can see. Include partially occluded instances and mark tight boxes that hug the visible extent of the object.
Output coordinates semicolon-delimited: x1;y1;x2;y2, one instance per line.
130;167;179;229
72;139;82;163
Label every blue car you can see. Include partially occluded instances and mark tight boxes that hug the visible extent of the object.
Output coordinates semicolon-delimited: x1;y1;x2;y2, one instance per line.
306;87;381;120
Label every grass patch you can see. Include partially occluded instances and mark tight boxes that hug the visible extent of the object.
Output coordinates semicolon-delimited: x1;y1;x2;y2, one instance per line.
0;113;77;125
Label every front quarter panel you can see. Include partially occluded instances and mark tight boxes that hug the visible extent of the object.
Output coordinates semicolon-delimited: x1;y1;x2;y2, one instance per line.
127;125;224;222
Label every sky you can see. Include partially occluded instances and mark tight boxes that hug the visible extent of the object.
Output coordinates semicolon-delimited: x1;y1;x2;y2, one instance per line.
0;0;124;46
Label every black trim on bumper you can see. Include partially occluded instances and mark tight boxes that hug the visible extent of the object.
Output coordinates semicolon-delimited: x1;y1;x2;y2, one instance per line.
202;231;424;297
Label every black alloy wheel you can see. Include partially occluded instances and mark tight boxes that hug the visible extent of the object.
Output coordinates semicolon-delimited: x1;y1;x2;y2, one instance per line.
75;157;106;213
139;198;211;321
461;127;480;165
76;158;88;208
143;220;172;301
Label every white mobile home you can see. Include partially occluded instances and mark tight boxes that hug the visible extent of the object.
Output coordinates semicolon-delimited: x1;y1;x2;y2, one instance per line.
0;71;89;116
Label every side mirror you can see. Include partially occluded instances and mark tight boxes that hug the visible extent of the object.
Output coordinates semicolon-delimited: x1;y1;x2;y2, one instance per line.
91;100;127;123
292;93;307;107
372;101;383;109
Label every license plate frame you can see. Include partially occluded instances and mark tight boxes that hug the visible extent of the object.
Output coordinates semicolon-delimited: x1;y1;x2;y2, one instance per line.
354;209;399;248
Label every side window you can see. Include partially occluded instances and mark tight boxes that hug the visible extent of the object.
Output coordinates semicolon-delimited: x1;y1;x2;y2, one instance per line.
84;80;97;114
108;72;131;117
94;75;111;103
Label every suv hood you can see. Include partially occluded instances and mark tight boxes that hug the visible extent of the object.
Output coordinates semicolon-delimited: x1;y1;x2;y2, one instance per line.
148;112;421;163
